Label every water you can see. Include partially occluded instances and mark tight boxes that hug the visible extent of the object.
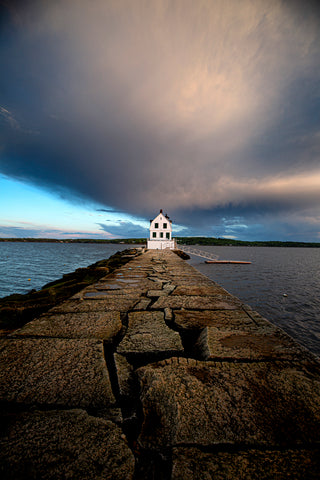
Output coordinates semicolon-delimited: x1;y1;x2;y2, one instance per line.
1;242;319;356
186;246;320;356
0;242;133;298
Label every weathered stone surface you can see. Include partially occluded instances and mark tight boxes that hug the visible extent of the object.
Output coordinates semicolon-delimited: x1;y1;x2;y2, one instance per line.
2;248;320;480
12;311;122;341
147;289;168;297
133;298;152;310
114;353;134;397
165;275;213;286
163;283;176;293
50;295;140;313
0;338;115;408
172;285;229;296
149;276;167;284
137;357;320;448
0;409;135;480
171;447;320;480
173;309;257;330
151;295;242;311
117;311;183;357
164;307;173;321
87;277;154;293
207;329;315;361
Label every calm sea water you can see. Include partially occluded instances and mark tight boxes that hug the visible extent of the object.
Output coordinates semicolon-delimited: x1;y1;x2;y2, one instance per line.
0;242;132;298
0;242;319;356
187;246;320;356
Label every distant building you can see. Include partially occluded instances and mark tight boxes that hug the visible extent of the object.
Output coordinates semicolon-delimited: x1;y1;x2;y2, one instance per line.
147;209;176;250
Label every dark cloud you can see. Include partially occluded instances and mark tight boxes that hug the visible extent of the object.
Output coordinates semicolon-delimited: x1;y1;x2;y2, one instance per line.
1;0;320;240
98;221;148;239
97;209;127;214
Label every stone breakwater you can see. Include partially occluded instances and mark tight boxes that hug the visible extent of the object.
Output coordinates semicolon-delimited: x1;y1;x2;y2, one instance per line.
1;249;320;479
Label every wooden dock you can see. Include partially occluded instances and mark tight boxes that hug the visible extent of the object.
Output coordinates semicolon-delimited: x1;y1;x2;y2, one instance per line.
1;249;320;479
205;260;252;264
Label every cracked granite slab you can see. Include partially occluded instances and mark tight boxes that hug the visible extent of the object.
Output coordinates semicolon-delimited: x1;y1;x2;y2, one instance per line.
49;295;140;313
117;311;183;357
0;409;135;480
137;357;320;449
171;446;320;480
151;295;242;311
11;311;123;341
0;338;115;409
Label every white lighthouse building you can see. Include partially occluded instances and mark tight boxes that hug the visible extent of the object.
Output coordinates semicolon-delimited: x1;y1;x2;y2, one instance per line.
147;210;176;250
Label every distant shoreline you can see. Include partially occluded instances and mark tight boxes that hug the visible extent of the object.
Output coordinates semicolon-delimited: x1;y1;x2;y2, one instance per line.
1;237;320;247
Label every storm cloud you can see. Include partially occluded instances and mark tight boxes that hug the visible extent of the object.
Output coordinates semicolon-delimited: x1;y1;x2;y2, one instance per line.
1;0;320;239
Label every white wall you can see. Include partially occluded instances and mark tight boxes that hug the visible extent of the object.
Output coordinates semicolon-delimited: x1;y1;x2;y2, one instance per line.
147;239;176;250
149;212;172;241
148;211;175;249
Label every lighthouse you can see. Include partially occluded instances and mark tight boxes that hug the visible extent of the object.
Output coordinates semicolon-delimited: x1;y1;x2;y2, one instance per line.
147;210;176;250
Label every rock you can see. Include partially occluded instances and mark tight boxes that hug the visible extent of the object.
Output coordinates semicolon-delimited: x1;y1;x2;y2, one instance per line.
0;338;115;409
173;309;257;330
207;329;315;361
164;307;173;321
147;290;168;297
171;446;320;480
50;295;140;313
151;295;242;311
137;357;320;449
11;311;123;341
133;298;152;310
0;409;135;480
114;353;134;398
172;285;229;296
117;311;183;363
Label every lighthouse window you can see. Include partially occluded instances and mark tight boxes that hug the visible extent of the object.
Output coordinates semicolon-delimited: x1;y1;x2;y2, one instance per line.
155;223;159;228
166;233;170;239
160;232;164;238
163;223;167;228
153;232;157;238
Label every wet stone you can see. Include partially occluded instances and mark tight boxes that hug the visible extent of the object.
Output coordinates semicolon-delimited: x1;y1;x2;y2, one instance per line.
0;409;135;480
137;357;320;449
12;311;123;341
0;338;115;409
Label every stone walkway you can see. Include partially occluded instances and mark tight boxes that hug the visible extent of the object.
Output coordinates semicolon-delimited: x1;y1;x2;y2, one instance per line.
1;249;320;479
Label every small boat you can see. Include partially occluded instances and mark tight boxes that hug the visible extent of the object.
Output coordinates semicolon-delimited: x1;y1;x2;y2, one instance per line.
205;260;251;264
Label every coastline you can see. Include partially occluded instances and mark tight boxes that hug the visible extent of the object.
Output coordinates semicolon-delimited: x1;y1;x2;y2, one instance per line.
0;248;142;335
1;249;319;478
1;237;320;247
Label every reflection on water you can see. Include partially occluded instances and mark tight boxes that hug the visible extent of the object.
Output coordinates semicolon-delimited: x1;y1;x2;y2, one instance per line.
1;242;319;356
186;246;320;356
0;242;132;298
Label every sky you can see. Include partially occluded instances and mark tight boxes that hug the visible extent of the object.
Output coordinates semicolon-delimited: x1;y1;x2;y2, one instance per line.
1;0;320;241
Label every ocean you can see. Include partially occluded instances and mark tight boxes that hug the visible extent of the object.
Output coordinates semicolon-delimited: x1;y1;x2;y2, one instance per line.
1;242;319;356
0;242;132;298
187;246;320;356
